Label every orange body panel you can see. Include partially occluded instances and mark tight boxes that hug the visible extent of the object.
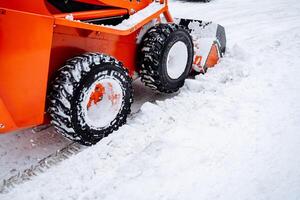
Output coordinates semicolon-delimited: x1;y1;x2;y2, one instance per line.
205;44;220;68
0;1;170;133
48;24;141;77
0;98;16;132
0;1;59;15
0;8;54;133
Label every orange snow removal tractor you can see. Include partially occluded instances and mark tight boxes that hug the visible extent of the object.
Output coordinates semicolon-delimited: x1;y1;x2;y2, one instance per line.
0;0;226;145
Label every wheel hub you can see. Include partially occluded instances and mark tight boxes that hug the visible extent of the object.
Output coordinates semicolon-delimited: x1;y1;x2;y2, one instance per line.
83;78;123;129
166;41;189;79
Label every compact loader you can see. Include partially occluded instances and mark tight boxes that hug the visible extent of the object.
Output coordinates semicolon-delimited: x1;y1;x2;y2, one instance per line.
0;0;226;145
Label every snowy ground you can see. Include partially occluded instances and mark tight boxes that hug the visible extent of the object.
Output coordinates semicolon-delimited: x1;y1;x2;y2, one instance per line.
0;80;162;181
1;0;300;199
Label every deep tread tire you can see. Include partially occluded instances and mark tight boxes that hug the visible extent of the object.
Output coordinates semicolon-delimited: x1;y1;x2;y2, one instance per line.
139;23;194;93
48;53;133;146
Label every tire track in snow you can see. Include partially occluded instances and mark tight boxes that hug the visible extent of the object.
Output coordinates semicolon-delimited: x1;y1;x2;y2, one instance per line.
0;81;174;193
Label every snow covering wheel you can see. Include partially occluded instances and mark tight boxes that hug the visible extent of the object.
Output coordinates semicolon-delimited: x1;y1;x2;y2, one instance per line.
139;23;194;93
48;53;133;146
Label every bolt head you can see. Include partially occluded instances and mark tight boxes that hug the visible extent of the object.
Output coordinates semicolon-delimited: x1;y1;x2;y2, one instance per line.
130;9;136;14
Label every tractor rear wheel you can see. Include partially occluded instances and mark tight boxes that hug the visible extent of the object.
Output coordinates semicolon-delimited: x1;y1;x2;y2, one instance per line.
48;53;133;145
139;23;194;93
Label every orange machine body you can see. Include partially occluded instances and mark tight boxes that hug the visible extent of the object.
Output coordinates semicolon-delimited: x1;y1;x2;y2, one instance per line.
0;0;172;133
0;0;222;134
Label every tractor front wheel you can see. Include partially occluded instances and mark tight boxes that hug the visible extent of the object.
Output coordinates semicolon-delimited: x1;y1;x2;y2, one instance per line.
139;23;194;93
48;53;133;145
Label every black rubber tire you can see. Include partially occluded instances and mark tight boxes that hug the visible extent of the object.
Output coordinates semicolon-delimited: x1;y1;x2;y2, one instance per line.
139;23;194;93
48;53;133;146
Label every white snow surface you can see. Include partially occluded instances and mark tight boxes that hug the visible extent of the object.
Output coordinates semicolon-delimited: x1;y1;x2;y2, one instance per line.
2;0;300;199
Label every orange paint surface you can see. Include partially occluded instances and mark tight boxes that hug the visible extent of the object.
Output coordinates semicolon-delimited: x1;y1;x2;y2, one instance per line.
205;44;220;68
87;84;106;109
